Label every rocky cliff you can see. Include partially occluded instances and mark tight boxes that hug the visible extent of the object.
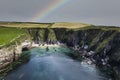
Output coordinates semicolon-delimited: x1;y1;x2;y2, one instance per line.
26;27;120;79
0;34;31;78
1;25;120;79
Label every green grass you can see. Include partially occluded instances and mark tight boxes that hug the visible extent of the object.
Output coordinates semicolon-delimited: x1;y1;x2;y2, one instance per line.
51;22;92;29
90;31;103;48
95;32;118;52
48;29;57;40
0;22;92;29
0;21;120;48
0;21;120;31
0;22;51;28
0;27;24;47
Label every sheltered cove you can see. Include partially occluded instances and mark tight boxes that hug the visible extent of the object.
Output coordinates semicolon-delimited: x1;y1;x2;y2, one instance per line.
0;22;120;79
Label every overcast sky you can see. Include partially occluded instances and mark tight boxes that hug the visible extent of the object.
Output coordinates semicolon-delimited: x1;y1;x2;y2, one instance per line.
0;0;120;26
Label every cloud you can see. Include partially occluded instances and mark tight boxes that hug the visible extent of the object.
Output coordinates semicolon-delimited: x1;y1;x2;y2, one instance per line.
0;0;119;26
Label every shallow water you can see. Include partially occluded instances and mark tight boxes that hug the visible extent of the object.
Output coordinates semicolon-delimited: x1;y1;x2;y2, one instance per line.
4;46;111;80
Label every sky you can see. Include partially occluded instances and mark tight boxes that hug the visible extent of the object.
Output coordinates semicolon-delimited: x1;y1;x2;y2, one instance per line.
0;0;120;26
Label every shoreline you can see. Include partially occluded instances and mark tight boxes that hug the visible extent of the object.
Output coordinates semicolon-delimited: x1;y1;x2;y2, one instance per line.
31;42;66;48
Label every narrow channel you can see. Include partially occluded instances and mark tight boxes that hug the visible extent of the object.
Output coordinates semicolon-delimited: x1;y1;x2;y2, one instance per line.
4;45;112;80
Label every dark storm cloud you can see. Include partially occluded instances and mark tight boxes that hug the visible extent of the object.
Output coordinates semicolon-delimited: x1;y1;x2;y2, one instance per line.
0;0;120;26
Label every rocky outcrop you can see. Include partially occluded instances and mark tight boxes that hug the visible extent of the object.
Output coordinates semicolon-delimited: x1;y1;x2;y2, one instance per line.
0;34;31;77
0;45;22;69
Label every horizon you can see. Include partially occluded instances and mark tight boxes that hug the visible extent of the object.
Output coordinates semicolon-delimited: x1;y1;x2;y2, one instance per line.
0;21;120;27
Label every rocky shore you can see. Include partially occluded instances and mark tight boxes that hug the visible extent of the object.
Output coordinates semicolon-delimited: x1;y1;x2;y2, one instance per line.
0;40;31;79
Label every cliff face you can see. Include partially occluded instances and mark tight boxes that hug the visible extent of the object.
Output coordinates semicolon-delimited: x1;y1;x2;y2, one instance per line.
27;28;120;79
0;34;31;77
1;27;120;78
0;44;22;69
27;28;120;58
26;28;57;43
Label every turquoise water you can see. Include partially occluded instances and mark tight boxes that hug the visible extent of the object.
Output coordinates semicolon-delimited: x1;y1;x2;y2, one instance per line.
4;46;111;80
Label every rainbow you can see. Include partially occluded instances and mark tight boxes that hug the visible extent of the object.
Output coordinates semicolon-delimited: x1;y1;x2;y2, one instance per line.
30;0;70;22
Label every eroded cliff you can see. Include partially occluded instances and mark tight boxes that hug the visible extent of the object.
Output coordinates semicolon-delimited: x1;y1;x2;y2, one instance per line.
0;34;31;79
26;27;120;79
1;25;120;79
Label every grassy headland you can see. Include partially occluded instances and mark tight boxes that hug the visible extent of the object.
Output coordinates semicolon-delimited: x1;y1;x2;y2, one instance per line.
0;22;92;29
0;21;120;30
0;22;51;28
0;21;120;48
0;27;24;47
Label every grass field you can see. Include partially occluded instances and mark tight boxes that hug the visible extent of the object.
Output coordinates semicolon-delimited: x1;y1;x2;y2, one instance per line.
0;22;51;28
0;27;24;46
0;21;120;30
0;21;120;47
51;22;92;28
0;22;92;29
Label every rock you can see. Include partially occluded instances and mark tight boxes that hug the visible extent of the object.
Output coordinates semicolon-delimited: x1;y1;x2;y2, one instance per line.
0;40;30;71
87;60;93;65
88;51;95;56
84;45;89;50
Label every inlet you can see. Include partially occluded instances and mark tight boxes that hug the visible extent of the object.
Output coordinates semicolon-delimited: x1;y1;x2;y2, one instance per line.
1;25;120;80
3;45;113;80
